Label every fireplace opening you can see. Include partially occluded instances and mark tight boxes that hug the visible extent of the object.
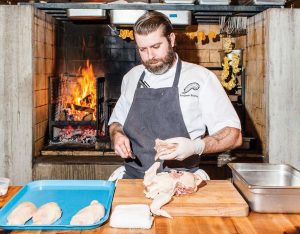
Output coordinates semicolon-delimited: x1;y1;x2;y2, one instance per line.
47;62;118;152
48;62;105;146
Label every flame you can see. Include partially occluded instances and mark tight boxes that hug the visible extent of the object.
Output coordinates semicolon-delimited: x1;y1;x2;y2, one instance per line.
66;60;96;121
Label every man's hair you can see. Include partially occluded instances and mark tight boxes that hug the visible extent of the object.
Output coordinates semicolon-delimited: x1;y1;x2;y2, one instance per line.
133;11;173;38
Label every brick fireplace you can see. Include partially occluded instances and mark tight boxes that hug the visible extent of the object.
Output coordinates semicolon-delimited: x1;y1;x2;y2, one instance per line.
1;5;299;185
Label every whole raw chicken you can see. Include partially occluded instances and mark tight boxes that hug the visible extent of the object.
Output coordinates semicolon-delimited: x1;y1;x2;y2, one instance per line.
143;162;203;218
70;200;105;225
32;202;62;225
7;202;37;225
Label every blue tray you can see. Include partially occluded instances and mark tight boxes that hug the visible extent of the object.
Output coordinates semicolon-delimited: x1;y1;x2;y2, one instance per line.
0;180;115;230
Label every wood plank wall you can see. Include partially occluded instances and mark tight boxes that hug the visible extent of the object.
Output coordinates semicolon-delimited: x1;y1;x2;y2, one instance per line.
266;9;300;169
0;6;33;184
245;8;300;169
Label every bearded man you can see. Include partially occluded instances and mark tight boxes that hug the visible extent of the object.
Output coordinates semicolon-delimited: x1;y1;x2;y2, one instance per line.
108;11;242;179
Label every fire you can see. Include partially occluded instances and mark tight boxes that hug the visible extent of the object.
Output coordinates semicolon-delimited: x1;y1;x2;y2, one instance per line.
65;60;96;121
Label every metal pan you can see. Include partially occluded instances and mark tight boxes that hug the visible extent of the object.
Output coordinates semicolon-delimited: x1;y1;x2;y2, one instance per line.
228;163;300;213
67;9;106;20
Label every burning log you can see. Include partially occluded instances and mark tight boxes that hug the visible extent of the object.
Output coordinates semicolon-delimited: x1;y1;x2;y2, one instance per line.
81;94;93;105
58;108;75;121
83;113;93;121
59;111;67;121
66;103;94;113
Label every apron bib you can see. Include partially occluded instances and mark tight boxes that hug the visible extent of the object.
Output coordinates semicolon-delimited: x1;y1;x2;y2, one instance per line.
123;59;200;178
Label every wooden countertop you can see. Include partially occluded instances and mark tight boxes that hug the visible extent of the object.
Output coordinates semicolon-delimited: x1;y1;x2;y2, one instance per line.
1;186;300;234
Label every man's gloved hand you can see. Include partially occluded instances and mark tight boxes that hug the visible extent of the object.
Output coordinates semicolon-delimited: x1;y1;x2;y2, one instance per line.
155;137;205;161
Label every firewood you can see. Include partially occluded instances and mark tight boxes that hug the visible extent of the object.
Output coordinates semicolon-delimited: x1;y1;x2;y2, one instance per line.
81;94;93;105
59;111;66;121
66;103;94;113
83;113;93;121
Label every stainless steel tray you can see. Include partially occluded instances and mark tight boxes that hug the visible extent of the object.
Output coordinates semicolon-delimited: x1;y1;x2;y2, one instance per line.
238;0;285;5
228;163;300;213
67;9;106;20
199;0;231;5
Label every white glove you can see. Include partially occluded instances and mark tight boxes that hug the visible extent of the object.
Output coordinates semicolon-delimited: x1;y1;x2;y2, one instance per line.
156;137;205;161
194;169;210;180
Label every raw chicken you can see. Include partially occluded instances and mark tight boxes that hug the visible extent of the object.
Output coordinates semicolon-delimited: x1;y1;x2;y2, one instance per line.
7;202;37;225
143;162;203;218
70;200;105;225
32;202;62;225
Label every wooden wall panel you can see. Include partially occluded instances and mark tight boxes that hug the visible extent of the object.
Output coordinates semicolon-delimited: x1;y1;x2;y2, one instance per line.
0;6;33;184
266;9;300;169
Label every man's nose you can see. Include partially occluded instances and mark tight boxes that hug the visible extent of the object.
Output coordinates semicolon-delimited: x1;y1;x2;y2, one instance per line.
147;49;155;60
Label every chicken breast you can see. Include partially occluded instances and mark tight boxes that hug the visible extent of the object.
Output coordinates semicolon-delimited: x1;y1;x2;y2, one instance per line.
7;202;37;225
70;200;105;225
32;202;62;225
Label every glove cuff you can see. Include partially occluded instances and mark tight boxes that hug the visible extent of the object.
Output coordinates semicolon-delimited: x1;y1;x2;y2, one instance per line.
192;139;205;155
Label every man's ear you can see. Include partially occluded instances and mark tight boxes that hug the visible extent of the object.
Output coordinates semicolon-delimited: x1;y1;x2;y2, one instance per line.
169;32;176;47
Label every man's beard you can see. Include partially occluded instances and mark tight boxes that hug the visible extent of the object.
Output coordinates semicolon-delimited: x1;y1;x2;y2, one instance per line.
142;45;176;75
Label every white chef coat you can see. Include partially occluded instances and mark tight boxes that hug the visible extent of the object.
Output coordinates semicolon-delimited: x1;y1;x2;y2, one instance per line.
108;57;241;140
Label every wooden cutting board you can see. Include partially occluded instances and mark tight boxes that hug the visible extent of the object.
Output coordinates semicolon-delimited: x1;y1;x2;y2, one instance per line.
112;179;249;217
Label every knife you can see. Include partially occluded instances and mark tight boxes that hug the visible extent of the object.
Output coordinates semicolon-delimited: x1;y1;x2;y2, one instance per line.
130;153;137;159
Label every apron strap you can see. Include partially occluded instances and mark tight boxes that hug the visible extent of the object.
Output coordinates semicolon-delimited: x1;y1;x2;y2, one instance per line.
172;59;182;88
136;71;146;89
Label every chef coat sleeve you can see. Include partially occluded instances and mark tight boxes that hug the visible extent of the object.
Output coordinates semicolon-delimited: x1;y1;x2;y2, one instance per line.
199;71;241;135
108;74;131;126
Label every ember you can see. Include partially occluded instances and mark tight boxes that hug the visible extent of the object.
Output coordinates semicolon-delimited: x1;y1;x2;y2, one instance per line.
53;126;97;144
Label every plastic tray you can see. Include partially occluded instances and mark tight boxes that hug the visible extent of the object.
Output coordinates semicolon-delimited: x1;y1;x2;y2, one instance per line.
0;180;115;230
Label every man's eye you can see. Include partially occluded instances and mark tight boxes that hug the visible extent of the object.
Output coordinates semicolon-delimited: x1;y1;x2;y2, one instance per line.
153;45;160;49
139;48;145;52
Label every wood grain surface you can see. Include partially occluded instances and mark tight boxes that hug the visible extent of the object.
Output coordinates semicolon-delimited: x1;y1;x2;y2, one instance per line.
1;185;300;234
0;186;21;208
113;179;249;217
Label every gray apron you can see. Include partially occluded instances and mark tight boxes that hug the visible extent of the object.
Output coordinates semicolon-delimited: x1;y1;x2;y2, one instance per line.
123;59;200;179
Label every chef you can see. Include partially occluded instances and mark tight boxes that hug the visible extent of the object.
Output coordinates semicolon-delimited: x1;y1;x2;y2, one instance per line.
108;11;242;179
